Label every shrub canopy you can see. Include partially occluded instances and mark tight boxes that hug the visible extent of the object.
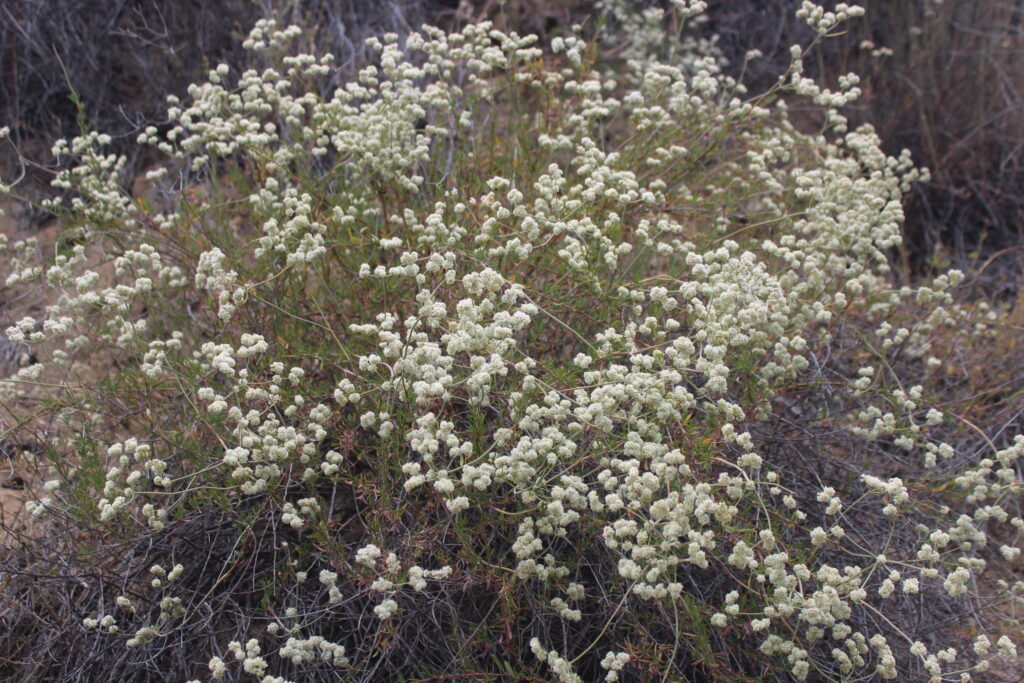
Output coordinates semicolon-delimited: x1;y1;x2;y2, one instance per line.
1;2;1021;681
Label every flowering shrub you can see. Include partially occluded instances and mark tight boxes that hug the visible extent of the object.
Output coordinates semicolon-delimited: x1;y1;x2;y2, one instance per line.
1;2;1021;680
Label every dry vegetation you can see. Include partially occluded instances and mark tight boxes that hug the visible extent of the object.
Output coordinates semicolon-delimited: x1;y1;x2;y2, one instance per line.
0;2;1022;682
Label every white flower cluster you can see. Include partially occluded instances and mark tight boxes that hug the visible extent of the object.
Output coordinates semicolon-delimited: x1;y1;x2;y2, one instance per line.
530;637;583;683
600;650;631;682
195;247;246;322
278;634;349;667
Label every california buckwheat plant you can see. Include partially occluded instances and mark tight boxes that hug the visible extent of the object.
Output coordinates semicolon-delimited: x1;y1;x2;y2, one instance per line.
1;2;1021;681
